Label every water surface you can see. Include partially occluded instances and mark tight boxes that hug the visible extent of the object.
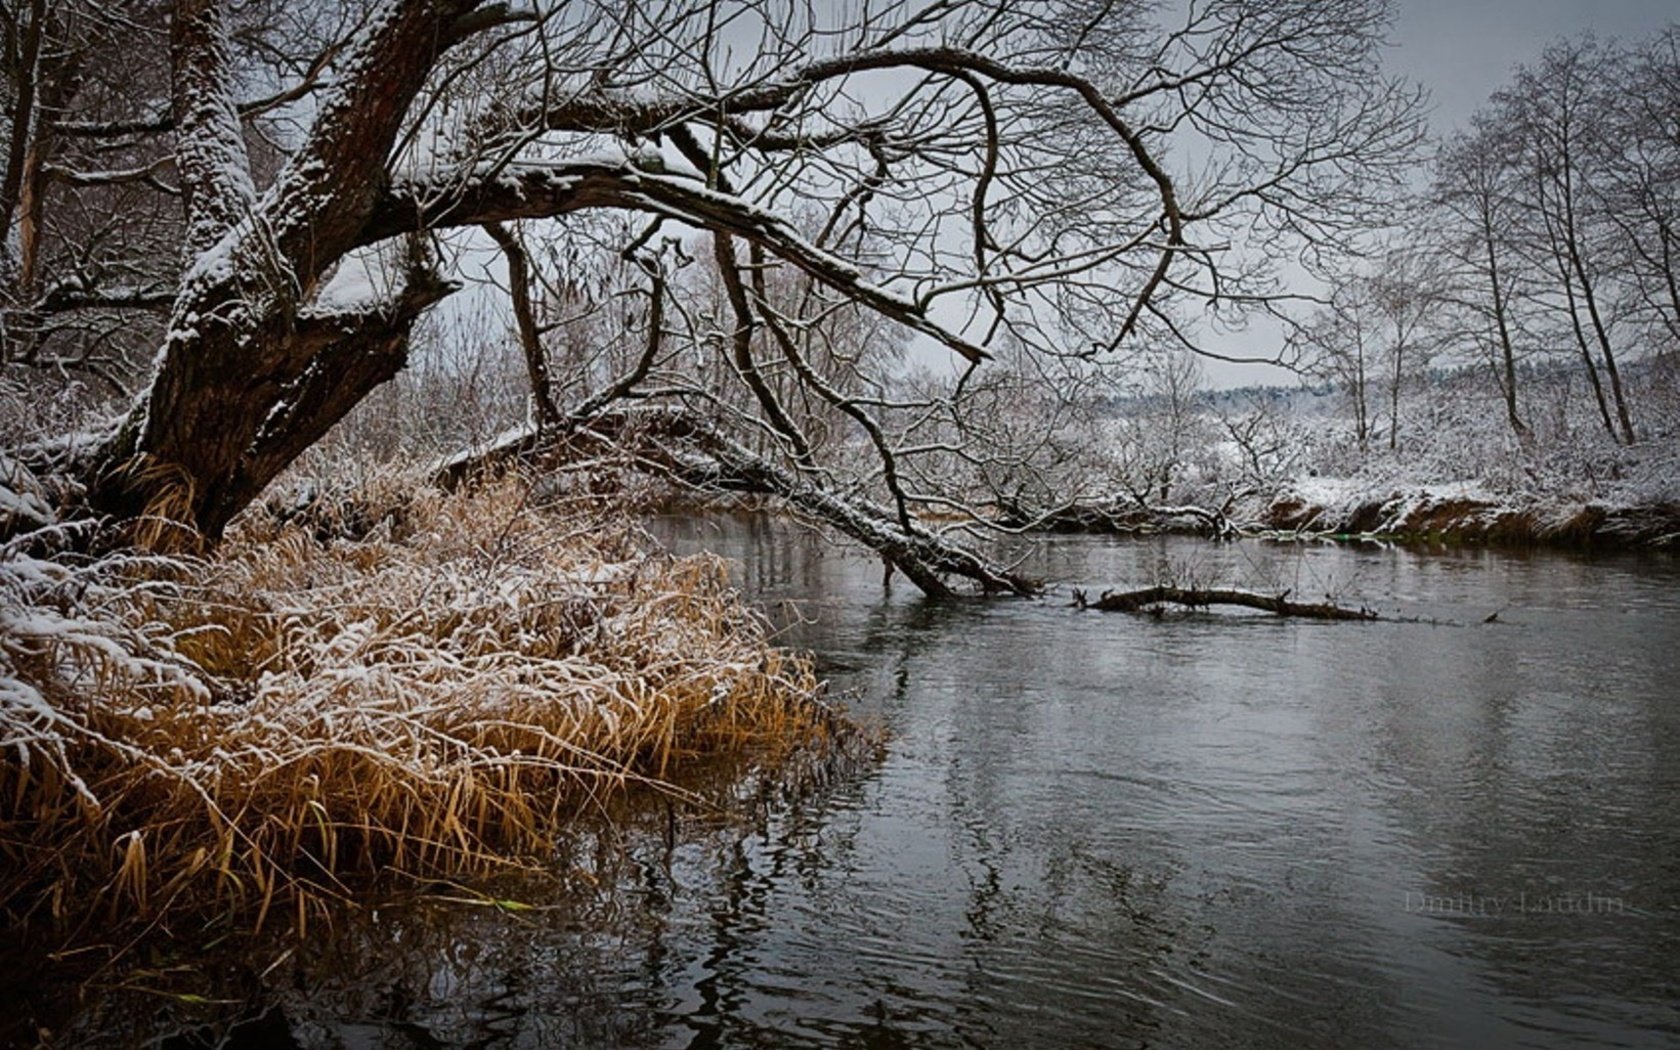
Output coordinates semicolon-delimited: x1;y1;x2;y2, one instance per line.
28;519;1680;1048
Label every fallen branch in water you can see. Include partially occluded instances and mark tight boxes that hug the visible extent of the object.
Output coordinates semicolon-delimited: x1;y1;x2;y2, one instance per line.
431;408;1041;598
1072;586;1380;621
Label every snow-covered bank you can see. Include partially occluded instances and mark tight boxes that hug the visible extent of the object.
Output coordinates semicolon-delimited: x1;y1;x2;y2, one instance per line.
1051;370;1680;549
982;484;1680;548
1254;479;1680;547
1;477;831;941
1239;435;1680;546
972;435;1680;549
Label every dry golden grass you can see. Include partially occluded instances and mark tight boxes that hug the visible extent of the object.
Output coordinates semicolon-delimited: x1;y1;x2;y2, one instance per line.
0;477;828;938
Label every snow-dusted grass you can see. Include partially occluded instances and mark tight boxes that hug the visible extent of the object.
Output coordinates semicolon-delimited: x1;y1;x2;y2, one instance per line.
0;478;827;937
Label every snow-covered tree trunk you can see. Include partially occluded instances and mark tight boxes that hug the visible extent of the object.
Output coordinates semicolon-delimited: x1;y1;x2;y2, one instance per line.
83;0;477;537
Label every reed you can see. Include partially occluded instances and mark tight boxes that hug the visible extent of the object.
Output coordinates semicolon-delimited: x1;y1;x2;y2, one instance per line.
0;476;828;938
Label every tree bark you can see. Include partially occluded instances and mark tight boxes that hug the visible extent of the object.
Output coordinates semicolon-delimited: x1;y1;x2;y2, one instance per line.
82;0;481;538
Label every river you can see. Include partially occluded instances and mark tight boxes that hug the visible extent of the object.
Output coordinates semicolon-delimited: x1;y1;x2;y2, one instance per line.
27;516;1680;1048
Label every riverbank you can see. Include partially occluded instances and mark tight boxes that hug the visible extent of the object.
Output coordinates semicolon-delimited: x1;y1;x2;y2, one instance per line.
987;449;1680;551
0;477;832;946
1231;417;1680;549
1254;478;1680;548
979;485;1680;552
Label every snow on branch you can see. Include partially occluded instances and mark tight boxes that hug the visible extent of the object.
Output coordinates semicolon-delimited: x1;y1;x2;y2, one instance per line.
368;155;988;363
170;0;257;256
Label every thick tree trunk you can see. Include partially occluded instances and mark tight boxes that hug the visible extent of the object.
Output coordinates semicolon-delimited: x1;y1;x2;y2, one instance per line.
85;267;455;538
0;0;45;254
80;0;479;539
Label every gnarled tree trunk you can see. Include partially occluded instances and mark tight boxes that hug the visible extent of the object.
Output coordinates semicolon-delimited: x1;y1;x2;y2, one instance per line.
79;0;479;538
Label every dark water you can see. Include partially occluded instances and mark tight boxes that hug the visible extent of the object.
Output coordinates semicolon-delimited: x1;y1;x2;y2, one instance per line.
25;518;1680;1048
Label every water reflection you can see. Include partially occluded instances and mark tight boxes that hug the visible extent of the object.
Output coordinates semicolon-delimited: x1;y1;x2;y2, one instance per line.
649;517;1680;1049
12;518;1680;1048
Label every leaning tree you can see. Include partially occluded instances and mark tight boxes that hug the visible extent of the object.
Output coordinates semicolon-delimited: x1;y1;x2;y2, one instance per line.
4;0;1424;593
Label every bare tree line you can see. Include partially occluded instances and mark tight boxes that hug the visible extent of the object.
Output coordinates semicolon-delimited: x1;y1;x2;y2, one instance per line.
1302;29;1679;454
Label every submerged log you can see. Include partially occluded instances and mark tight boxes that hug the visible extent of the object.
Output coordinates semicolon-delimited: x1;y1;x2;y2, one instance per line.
1073;585;1378;621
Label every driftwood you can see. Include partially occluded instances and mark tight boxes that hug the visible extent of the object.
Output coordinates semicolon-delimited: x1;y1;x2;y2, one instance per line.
1072;585;1379;621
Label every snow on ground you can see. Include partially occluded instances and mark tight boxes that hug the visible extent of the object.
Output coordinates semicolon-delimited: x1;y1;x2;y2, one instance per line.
0;455;53;531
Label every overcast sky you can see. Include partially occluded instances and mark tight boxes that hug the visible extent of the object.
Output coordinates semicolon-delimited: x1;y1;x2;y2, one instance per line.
1386;0;1675;132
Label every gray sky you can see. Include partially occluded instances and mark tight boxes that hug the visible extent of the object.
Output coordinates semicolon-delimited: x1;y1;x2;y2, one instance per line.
1387;0;1675;133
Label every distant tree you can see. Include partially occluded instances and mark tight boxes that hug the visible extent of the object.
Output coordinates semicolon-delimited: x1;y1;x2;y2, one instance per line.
1296;285;1376;455
1364;245;1442;451
1496;37;1636;444
1433;116;1533;440
1214;390;1304;494
1598;29;1680;357
1421;28;1680;449
1111;350;1209;505
1293;244;1440;455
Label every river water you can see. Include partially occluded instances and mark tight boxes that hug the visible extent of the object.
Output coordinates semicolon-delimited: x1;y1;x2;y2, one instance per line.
28;516;1680;1048
633;515;1680;1050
